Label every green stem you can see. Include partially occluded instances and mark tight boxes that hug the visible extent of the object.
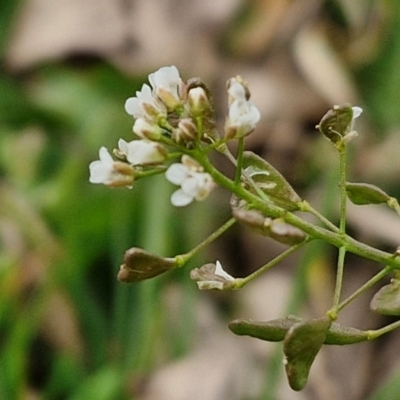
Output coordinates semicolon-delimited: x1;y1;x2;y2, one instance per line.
388;197;400;218
368;319;400;339
135;166;167;179
177;217;237;266
334;147;348;313
327;246;346;320
221;146;269;201
326;146;348;319
234;240;309;288
338;146;348;235
195;115;204;146
234;138;245;186
299;200;339;232
337;265;392;312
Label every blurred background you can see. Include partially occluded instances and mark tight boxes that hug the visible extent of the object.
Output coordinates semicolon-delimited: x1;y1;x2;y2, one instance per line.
2;0;400;399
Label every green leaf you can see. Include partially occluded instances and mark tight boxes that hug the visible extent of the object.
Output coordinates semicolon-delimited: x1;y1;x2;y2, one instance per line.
118;247;177;283
370;279;400;316
316;103;354;144
283;317;331;391
346;182;390;205
242;151;301;210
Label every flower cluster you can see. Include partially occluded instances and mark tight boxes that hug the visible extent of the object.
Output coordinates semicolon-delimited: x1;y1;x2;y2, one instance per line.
89;66;261;207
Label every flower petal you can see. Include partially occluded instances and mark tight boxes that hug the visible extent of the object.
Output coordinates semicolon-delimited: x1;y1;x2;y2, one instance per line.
228;82;246;102
98;146;113;164
352;106;363;119
118;139;129;154
148;66;182;110
124;97;140;117
181;176;200;197
149;66;180;91
170;189;194;207
165;163;189;185
89;160;109;183
214;261;235;281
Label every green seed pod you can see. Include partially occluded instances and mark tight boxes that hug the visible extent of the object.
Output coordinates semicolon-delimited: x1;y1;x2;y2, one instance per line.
283;317;331;391
346;182;390;205
242;151;301;211
118;247;177;283
269;218;307;245
228;316;369;345
324;323;369;345
370;279;400;316
228;315;303;342
316;104;354;144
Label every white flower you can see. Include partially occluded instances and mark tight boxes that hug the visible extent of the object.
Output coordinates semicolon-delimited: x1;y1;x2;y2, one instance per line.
190;261;236;290
148;66;183;110
225;77;260;139
125;83;166;120
89;147;134;187
165;156;215;207
225;98;260;139
118;139;167;165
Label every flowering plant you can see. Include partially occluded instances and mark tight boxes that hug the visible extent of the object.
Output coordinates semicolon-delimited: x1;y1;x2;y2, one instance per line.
89;66;400;391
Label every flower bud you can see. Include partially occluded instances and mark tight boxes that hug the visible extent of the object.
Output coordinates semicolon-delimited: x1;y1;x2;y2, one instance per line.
172;118;198;143
133;118;163;140
188;86;211;116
